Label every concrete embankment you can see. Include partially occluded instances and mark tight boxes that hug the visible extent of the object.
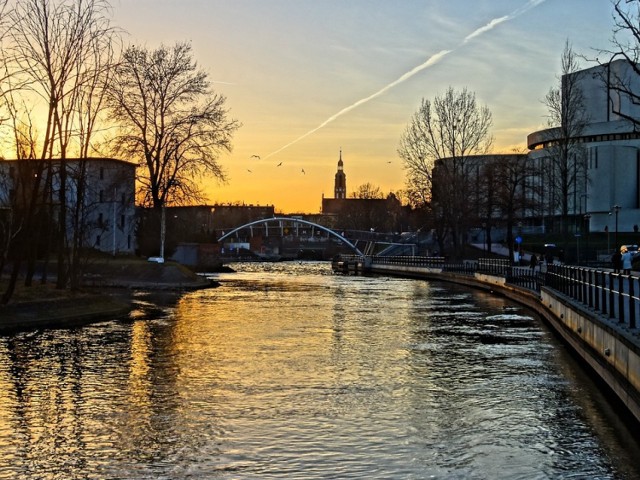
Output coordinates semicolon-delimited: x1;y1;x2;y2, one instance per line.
370;263;640;425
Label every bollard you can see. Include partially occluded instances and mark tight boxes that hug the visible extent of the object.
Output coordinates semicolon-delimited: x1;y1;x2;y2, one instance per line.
609;272;615;319
629;278;636;329
618;274;625;324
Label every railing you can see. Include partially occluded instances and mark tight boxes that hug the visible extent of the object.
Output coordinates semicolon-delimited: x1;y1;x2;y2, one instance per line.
545;264;639;329
337;255;638;329
366;256;542;290
478;258;511;276
371;256;445;268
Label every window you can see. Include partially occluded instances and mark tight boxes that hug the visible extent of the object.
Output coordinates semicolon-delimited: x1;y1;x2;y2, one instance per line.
120;214;125;229
99;167;104;180
96;234;101;246
98;213;103;227
99;190;104;202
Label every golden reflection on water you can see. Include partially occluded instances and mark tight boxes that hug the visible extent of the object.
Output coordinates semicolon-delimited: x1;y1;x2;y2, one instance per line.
0;263;638;479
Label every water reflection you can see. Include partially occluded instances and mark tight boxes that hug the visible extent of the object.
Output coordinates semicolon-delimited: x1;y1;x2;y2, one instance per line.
0;261;638;479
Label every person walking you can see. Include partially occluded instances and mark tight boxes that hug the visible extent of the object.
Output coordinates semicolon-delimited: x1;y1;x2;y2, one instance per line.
621;246;633;275
529;253;538;271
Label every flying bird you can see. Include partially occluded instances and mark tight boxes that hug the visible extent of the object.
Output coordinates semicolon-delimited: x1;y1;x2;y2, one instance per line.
301;168;305;174
277;162;283;167
247;169;252;173
250;155;261;159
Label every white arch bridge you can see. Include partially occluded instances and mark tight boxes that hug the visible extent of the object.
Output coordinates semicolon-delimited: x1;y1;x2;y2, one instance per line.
217;217;365;256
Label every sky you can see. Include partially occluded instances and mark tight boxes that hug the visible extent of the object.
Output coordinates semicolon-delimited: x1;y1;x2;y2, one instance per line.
111;0;615;213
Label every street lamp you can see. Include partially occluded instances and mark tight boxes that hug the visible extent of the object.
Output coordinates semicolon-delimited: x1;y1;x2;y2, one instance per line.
584;213;591;265
482;221;487;255
613;205;621;251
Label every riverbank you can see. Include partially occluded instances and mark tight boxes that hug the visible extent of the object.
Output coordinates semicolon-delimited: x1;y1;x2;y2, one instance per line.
0;257;219;333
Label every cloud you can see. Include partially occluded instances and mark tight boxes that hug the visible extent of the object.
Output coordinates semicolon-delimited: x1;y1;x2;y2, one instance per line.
264;0;547;160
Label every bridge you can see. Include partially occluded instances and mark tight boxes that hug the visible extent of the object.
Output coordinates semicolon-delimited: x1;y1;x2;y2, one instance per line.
217;217;366;256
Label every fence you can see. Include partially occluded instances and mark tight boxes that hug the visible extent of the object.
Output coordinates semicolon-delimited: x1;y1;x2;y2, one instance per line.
545;264;638;329
337;255;638;330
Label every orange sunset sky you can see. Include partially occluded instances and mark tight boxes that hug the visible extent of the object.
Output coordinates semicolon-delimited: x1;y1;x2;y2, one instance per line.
111;0;614;213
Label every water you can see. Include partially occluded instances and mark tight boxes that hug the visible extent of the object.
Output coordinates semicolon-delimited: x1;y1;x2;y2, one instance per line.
0;261;639;479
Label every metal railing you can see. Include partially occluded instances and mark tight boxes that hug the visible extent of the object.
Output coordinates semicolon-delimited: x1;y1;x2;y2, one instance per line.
371;255;445;268
336;255;638;330
545;264;638;329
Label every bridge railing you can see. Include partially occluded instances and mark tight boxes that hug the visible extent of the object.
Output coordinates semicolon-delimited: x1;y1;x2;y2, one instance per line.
545;264;639;329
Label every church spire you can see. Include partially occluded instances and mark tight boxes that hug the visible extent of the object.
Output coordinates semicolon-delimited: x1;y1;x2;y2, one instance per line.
334;149;346;198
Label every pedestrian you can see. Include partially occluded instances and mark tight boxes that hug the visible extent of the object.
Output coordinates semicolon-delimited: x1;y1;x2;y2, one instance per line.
612;249;622;273
529;253;538;271
621;246;632;275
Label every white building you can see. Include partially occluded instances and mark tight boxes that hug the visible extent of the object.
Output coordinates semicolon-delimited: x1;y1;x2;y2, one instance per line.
527;59;640;234
0;157;136;254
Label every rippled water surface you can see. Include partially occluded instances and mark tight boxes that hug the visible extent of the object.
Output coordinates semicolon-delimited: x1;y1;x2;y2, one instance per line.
0;261;639;479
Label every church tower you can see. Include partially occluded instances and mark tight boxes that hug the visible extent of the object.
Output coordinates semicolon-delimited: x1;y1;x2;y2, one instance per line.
334;149;346;199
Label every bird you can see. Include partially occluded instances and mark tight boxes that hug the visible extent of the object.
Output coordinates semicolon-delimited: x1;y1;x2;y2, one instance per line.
301;168;305;174
277;162;283;167
387;161;392;164
247;169;252;173
250;155;260;159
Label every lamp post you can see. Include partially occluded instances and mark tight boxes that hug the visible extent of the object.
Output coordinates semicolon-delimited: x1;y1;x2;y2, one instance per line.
584;213;591;265
613;205;621;251
482;222;487;255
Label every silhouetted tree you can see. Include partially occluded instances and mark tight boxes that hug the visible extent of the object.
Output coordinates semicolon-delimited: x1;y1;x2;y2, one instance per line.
108;42;240;209
8;0;116;289
351;182;384;199
398;87;493;258
542;40;589;253
600;0;640;126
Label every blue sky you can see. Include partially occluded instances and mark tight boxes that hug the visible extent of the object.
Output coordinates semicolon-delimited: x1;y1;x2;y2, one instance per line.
113;0;615;212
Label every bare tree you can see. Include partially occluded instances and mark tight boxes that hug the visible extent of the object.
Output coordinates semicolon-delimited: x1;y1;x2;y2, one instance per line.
351;182;384;199
108;41;240;209
398;87;493;258
595;1;640;127
8;0;116;289
542;40;589;251
494;153;537;264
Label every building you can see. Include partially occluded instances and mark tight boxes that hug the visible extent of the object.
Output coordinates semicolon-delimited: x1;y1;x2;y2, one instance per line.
334;149;346;199
0;157;136;254
527;59;640;234
321;151;405;233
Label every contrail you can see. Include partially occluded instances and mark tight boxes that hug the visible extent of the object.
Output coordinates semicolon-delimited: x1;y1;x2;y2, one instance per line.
263;49;451;160
263;0;547;160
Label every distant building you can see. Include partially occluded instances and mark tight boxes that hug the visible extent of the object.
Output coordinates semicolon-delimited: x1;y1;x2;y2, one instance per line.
160;203;276;243
527;59;640;233
334;149;347;199
321;151;405;232
0;157;136;254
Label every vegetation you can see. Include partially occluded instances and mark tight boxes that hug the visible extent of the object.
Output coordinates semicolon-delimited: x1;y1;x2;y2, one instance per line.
542;40;589;254
108;42;240;209
398;87;493;259
0;0;239;304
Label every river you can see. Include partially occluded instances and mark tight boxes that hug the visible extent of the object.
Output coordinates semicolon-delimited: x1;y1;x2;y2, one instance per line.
0;261;639;479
